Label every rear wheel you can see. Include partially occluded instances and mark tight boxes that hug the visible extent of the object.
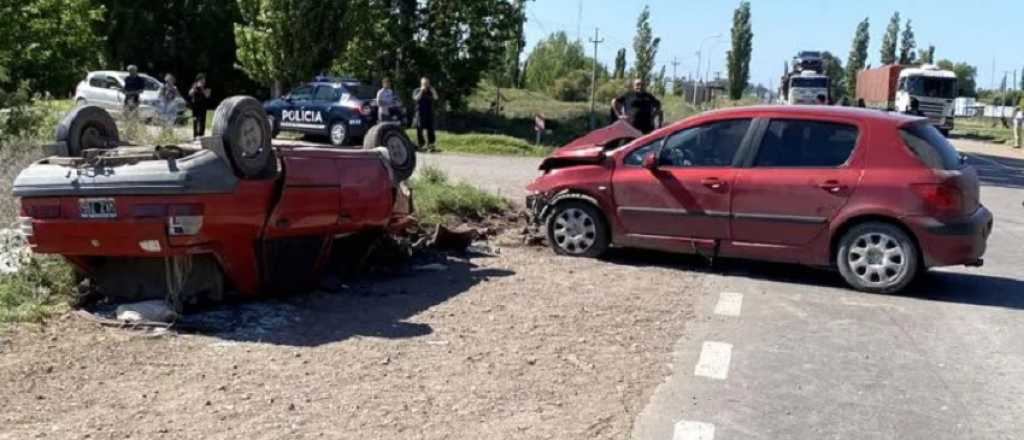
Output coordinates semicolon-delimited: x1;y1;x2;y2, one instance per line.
56;105;120;156
329;121;349;146
546;201;609;258
212;96;278;179
837;222;920;294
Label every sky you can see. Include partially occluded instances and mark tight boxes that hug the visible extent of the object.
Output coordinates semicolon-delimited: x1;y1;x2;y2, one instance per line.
524;0;1024;91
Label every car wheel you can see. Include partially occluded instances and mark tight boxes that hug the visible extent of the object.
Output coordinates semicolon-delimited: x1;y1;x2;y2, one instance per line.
362;123;417;182
546;200;609;258
56;105;120;157
837;222;920;294
329;121;349;146
212;96;279;180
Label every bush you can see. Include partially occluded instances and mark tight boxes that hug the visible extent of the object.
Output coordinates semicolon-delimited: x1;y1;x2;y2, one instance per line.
0;229;76;324
0;81;40;141
409;166;508;225
549;69;592;102
596;79;629;106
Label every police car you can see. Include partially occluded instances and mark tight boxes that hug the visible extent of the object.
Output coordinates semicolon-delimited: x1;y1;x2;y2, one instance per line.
263;77;382;146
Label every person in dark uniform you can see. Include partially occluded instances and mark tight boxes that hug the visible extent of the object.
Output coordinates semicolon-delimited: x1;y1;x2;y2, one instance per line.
123;65;145;112
413;77;439;150
189;73;212;138
612;79;662;134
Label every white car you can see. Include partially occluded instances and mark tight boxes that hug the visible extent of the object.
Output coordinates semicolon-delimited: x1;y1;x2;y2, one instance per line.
74;70;187;124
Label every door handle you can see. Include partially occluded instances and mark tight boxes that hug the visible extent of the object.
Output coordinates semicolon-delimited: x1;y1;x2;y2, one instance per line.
701;178;726;190
817;180;846;194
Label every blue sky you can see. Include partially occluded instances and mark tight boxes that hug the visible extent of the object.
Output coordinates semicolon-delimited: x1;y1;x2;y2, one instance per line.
524;0;1023;90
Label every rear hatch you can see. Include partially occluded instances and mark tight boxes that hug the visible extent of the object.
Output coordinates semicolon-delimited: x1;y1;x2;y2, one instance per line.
899;121;980;216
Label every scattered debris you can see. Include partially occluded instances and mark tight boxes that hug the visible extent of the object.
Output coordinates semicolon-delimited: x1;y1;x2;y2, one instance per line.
429;225;480;252
115;300;178;324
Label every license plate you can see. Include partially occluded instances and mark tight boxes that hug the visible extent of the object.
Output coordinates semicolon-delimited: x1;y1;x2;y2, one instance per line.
79;198;117;219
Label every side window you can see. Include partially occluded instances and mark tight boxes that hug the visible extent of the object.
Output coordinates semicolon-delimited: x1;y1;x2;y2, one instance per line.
88;76;105;88
754;119;859;168
314;86;340;102
624;140;662;166
289;86;314;101
105;76;121;89
658;119;751;167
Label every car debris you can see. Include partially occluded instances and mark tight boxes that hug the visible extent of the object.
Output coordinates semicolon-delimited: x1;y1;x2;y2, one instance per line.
13;96;418;310
115;300;177;324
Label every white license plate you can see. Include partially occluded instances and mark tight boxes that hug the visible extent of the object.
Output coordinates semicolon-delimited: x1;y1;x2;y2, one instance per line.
79;198;117;219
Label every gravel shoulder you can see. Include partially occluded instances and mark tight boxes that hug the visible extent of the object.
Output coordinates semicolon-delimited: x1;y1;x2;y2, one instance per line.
0;240;707;440
418;153;542;203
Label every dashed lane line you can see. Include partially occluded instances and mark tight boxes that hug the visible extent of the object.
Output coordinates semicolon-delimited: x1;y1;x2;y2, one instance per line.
673;420;716;440
713;292;744;317
693;341;733;380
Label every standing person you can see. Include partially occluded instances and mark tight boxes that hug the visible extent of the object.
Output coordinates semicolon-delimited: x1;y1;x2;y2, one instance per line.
189;73;212;138
611;79;662;134
376;78;399;123
157;74;181;124
123;65;145;113
413;77;439;150
1013;101;1024;149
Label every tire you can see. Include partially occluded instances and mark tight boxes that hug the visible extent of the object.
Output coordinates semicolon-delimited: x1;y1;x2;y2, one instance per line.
546;200;610;258
362;123;417;182
212;96;278;179
329;121;348;146
836;222;920;294
267;114;280;138
55;105;120;157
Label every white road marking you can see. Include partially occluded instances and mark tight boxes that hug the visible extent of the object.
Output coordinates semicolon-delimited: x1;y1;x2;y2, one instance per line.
694;341;733;380
674;420;716;440
713;291;744;317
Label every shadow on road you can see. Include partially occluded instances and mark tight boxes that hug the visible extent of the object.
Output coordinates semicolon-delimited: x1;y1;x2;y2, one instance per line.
966;153;1024;189
175;257;513;347
602;248;1024;311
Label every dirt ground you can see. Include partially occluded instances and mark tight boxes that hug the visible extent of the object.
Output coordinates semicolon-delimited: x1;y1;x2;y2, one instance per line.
0;233;710;440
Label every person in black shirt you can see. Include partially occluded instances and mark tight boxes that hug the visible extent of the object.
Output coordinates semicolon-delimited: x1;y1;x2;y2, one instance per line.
413;77;439;150
612;79;662;134
123;65;145;112
189;73;212;138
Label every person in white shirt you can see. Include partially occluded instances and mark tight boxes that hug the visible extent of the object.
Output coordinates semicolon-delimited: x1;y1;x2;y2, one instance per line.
376;78;399;122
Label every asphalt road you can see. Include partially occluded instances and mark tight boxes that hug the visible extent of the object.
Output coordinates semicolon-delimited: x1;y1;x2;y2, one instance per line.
423;142;1024;440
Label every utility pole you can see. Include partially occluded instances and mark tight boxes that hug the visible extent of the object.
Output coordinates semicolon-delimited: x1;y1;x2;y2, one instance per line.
589;27;604;130
671;57;680;95
693;51;702;105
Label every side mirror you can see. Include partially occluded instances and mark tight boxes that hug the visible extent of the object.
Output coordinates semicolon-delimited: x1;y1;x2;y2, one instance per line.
642;153;659;170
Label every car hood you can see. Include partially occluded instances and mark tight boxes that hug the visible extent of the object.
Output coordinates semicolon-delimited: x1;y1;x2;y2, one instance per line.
538;121;641;170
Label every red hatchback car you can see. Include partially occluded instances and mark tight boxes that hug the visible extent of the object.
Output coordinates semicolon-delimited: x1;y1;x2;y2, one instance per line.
526;106;993;293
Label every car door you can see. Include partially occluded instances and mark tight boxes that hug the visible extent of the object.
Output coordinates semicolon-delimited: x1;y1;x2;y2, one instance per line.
311;85;339;134
730;118;862;255
612;118;753;246
96;75;122;110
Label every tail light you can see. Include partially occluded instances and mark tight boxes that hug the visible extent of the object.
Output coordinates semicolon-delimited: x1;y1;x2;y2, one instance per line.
132;203;204;236
359;103;373;116
911;183;963;217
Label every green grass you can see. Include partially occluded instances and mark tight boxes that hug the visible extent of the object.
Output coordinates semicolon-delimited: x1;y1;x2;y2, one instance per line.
408;129;550;156
0;254;77;325
953;118;1014;143
409;166;509;225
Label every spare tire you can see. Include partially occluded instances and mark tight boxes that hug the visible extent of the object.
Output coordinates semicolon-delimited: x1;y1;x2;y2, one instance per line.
362;123;416;182
212;96;278;179
55;106;120;157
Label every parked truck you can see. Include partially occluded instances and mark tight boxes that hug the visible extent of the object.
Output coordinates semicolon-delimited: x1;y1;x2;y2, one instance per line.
856;64;958;135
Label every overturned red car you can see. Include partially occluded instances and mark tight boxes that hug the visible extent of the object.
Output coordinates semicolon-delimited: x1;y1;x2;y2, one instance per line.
14;96;417;306
527;106;992;293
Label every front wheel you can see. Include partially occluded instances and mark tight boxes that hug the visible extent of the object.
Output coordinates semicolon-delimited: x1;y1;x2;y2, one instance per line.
546;201;609;258
836;222;920;294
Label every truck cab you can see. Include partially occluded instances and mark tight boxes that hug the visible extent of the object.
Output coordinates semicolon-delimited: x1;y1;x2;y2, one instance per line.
895;65;958;134
786;71;831;105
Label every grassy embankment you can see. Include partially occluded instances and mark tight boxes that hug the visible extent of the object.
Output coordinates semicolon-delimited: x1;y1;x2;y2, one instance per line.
407;166;508;226
952;117;1015;144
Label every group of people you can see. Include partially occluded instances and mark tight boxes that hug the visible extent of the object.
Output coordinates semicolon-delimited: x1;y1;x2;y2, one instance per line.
122;65;212;138
375;76;441;150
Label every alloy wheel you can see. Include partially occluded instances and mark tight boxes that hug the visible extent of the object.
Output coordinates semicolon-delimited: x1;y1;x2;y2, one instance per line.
552;208;598;255
847;232;908;288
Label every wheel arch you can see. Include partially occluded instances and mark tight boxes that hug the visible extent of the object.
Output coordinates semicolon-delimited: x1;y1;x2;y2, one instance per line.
545;190;614;235
829;214;924;267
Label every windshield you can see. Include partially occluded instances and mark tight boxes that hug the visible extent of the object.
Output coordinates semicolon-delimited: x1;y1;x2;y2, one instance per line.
342;82;378;100
903;76;957;99
791;77;829;88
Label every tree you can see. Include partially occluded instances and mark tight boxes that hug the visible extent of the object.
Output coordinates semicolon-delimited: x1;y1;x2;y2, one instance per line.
489;0;528;88
822;52;846;102
235;0;353;96
652;65;667;96
672;77;685;96
936;59;977;97
845;18;870;98
0;0;105;96
726;1;753;100
880;12;900;65
523;32;589;94
613;49;627;80
918;45;935;64
632;6;660;83
898;19;916;65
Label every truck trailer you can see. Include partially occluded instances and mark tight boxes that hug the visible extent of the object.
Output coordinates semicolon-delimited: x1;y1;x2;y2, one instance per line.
856;64;958;135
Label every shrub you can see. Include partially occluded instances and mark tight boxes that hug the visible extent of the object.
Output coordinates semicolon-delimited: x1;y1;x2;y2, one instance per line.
409;166;508;225
549;69;592;102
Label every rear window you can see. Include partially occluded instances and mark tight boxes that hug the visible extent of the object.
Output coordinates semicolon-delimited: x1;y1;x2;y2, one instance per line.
342;82;378;100
899;123;962;170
